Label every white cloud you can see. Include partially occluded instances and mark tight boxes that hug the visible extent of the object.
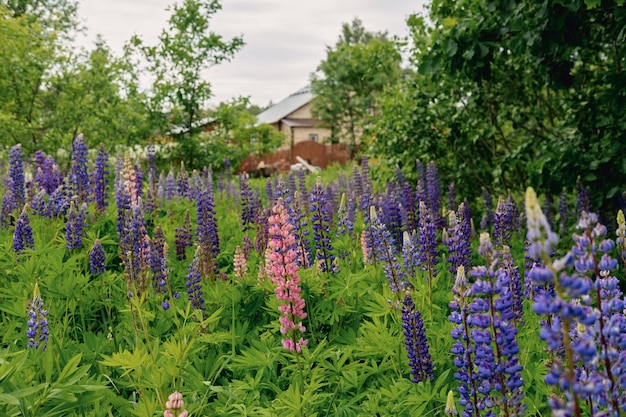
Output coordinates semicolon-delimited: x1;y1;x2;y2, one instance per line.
76;0;427;107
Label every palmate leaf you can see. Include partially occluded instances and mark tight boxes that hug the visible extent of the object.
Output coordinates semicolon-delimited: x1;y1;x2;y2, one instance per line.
100;349;149;378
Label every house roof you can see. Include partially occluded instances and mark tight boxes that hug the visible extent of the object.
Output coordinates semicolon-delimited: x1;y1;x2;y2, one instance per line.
256;85;313;125
168;116;217;136
281;118;320;128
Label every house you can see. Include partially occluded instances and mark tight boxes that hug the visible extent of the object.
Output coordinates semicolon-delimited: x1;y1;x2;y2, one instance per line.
256;85;331;148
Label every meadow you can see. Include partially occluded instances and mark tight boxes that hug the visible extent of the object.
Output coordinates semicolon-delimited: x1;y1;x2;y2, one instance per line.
1;137;625;417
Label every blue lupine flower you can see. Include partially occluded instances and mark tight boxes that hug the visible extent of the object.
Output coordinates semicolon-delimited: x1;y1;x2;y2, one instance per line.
239;174;255;230
176;162;190;199
9;144;25;210
493;197;513;247
426;161;443;228
69;134;90;204
65;200;87;250
13;206;34;253
90;239;106;275
447;205;472;275
417;201;439;280
367;207;408;295
186;248;206;318
165;169;176;200
196;187;220;279
27;283;49;350
92;143;109;214
402;291;433;383
310;177;337;273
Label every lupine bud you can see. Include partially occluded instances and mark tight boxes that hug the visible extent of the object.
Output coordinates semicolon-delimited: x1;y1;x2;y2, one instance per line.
163;391;188;417
27;283;49;351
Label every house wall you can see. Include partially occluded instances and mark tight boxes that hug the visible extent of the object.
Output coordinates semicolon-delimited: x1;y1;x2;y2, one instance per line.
289;102;314;119
292;126;332;144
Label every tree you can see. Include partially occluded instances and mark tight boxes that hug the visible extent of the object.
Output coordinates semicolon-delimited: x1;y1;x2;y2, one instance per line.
132;0;244;169
369;0;626;212
310;18;402;148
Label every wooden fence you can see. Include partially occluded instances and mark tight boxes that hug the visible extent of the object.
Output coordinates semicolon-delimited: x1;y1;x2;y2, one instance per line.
239;142;354;175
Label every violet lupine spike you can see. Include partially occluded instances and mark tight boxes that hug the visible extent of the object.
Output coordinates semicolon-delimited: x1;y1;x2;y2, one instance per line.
266;198;308;353
196;187;220;279
175;210;193;261
176;162;190;199
69;134;90;204
446;205;472;275
92;143;110;215
500;246;524;324
415;159;426;186
186;247;206;319
9;144;25;211
402;230;420;278
290;191;311;268
382;186;403;248
13;205;34;254
65;200;87;250
114;167;131;242
90;239;106;275
468;265;526;417
417;201;439;280
46;181;71;218
26;283;49;351
402;181;418;233
150;225;169;294
401;291;434;383
121;204;151;296
1;186;15;228
41;155;62;195
367;206;410;296
165;169;176;201
493;196;512;247
310;177;338;273
480;187;494;231
426;161;443;228
297;168;309;211
239;174;255;230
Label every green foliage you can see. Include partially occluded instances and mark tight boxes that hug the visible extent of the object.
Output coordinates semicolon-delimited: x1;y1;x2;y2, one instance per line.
310;18;403;147
369;0;626;212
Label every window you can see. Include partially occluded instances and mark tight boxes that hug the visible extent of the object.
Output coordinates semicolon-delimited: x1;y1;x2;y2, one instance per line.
309;133;319;142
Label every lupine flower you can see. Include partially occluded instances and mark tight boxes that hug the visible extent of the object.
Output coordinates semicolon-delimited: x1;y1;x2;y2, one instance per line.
90;239;106;275
239;174;255;230
401;291;433;383
92;143;109;214
381;185;403;247
336;193;353;237
367;207;409;296
176;162;190;198
402;230;420;278
574;177;590;220
175;210;193;261
266;198;308;353
9;144;25;210
65;200;87;250
163;391;188;417
26;283;49;351
165;169;176;200
446;205;472;275
233;245;247;280
289;191;311;268
186;247;206;318
310;177;338;273
121;204;151;295
402;181;418;233
480;187;493;230
445;390;458;416
493;196;512;247
69;134;90;204
196;187;220;279
426;161;443;228
448;183;457;213
13;206;34;254
417;201;439;286
150;225;169;294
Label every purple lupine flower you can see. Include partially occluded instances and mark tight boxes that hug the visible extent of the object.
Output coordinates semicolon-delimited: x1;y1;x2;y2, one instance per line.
150;225;169;294
176;162;190;199
68;134;90;204
175;209;193;261
33;150;46;183
92;143;109;215
147;144;157;187
505;194;521;234
574;177;590;220
121;204;151;295
493;196;512;247
31;189;47;216
65;200;87;250
26;283;49;350
165;169;176;200
310;177;338;273
114;166;131;241
1;185;15;227
381;185;403;248
40;155;62;195
13;206;34;253
290;191;311;268
367;207;409;296
297;168;309;211
196;187;220;279
500;246;524;324
426;161;443;228
417;201;439;279
402;230;420;278
186;248;206;319
46;181;71;218
336;193;354;237
9;144;25;211
239;174;255;230
352;165;363;209
360;155;372;192
90;239;106;274
402;291;433;383
402;181;418;233
446;204;472;275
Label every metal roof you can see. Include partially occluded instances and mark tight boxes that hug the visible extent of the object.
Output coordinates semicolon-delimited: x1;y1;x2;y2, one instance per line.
256;85;313;125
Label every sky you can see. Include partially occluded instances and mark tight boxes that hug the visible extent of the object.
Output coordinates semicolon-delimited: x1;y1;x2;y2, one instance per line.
76;0;429;108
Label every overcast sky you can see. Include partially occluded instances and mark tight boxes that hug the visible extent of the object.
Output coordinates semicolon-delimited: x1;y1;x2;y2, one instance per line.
76;0;428;107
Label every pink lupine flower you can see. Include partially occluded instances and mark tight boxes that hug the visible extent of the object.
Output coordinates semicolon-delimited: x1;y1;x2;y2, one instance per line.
163;391;188;417
266;198;308;353
361;230;369;263
233;245;247;280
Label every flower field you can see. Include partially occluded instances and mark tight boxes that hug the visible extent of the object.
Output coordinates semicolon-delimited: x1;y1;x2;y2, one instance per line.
1;137;626;417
